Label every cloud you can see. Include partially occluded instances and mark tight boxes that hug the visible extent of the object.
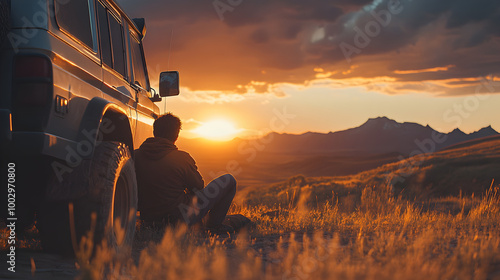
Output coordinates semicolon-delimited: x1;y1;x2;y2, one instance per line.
175;88;247;104
174;83;288;104
117;0;500;96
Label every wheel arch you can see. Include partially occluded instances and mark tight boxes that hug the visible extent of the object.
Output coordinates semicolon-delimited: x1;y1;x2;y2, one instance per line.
77;97;134;158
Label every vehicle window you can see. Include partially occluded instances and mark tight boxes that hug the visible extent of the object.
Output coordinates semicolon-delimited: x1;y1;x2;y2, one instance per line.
55;0;95;50
97;2;112;67
109;13;126;77
130;33;150;94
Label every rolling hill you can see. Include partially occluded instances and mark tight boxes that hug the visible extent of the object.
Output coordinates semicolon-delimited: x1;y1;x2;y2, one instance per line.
237;134;500;206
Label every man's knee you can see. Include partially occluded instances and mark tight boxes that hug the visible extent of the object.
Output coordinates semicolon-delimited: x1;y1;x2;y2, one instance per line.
225;174;236;187
223;174;236;192
215;174;237;197
214;174;236;188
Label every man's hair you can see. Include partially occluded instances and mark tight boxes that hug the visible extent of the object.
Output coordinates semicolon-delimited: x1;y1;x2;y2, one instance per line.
153;113;182;141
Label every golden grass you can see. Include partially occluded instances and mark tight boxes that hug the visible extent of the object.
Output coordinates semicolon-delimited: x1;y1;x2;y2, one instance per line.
66;181;500;280
1;172;499;279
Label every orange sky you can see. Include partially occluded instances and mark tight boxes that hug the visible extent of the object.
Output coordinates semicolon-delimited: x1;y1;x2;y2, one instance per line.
117;0;500;139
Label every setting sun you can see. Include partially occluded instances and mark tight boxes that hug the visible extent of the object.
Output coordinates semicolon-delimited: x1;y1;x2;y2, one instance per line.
191;119;243;141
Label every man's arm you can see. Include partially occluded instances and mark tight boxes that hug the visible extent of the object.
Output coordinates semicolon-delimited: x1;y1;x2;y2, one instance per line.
182;153;205;192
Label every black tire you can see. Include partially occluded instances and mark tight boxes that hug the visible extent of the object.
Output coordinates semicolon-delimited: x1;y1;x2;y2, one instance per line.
39;142;137;256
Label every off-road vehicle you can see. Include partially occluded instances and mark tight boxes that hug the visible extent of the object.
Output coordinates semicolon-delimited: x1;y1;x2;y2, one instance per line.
0;0;179;254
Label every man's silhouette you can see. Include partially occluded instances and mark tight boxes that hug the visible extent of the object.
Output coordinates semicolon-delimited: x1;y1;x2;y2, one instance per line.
135;113;236;234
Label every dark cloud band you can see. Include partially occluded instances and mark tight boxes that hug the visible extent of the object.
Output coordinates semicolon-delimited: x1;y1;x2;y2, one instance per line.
117;0;500;96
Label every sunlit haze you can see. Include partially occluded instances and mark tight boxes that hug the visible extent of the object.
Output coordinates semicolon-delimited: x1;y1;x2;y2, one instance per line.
190;119;244;141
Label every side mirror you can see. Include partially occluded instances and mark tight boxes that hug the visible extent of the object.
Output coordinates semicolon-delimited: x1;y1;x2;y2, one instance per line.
159;71;180;97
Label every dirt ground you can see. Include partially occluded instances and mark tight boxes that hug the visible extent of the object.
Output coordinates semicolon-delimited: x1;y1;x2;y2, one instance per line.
0;250;78;279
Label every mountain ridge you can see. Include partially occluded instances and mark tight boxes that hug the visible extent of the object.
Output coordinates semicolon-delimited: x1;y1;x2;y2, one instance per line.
251;117;495;138
180;117;497;156
239;117;498;156
176;117;498;187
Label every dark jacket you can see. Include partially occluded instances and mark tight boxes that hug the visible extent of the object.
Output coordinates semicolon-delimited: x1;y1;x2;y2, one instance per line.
134;137;204;222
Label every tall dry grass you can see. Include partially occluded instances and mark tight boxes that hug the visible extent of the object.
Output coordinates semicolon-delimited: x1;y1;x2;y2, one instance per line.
69;181;500;280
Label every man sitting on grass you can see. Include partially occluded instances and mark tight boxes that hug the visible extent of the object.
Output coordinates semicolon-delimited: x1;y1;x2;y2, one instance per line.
135;113;237;235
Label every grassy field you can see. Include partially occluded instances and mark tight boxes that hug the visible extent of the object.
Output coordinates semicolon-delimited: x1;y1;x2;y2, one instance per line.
2;139;500;279
1;179;499;279
63;178;499;280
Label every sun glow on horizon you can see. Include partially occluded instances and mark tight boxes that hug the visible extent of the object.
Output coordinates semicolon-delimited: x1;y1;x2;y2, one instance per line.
191;119;244;141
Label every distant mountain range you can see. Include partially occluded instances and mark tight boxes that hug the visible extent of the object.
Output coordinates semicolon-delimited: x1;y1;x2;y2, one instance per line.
255;117;498;156
178;117;498;186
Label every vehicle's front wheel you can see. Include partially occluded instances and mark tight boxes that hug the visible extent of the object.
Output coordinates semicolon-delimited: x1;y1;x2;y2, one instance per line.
39;142;137;256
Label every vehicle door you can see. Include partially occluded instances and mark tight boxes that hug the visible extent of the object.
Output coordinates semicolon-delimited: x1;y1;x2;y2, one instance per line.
127;26;157;148
97;0;136;134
